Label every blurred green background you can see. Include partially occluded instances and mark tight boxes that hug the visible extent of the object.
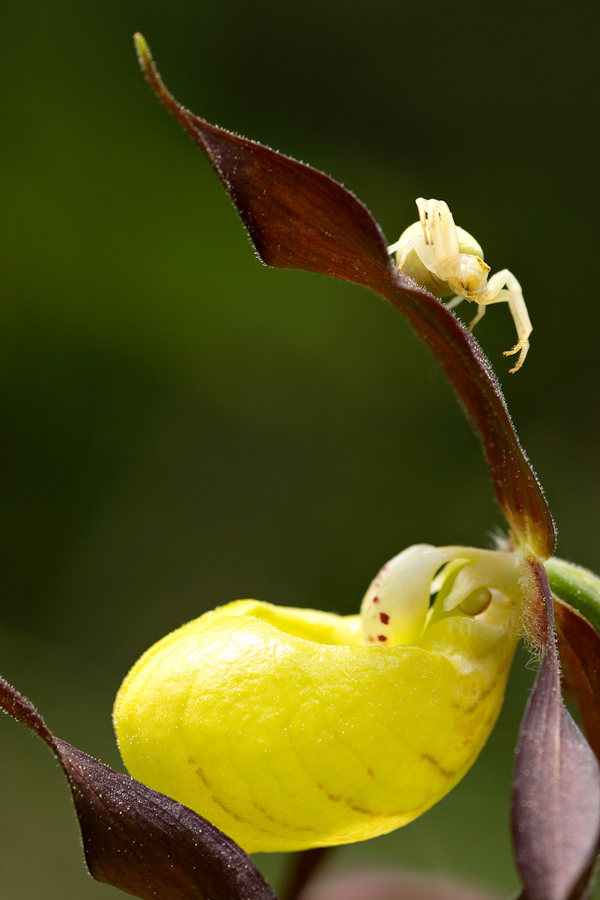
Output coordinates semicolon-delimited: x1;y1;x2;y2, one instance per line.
1;0;598;897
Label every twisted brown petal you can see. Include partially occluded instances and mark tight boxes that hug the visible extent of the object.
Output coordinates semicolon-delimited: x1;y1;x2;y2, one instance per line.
554;599;600;763
0;675;276;900
134;34;554;558
545;558;600;763
511;560;600;900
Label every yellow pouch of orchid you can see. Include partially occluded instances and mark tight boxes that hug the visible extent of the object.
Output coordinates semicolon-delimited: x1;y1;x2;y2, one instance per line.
114;544;521;852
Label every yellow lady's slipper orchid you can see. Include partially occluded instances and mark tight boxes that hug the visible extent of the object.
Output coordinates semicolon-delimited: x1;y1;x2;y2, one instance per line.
114;544;522;853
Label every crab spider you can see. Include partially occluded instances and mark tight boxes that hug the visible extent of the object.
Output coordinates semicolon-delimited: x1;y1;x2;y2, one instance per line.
388;199;532;372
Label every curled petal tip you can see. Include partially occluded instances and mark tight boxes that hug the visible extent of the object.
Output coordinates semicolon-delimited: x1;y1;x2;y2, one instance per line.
134;33;165;99
132;40;555;559
133;32;150;67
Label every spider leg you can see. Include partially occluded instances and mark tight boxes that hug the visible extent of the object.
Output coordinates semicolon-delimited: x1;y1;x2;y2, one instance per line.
416;198;432;243
504;292;532;372
468;304;486;332
431;200;460;263
387;238;403;256
480;270;531;373
391;235;422;269
400;234;439;277
416;199;460;265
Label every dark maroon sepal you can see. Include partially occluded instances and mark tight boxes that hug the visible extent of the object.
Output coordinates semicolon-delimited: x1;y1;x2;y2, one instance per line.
0;675;276;900
554;599;600;762
512;561;600;900
134;36;391;290
134;35;554;558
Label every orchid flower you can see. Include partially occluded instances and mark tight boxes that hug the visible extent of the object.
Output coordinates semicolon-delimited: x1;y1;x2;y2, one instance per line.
1;33;600;900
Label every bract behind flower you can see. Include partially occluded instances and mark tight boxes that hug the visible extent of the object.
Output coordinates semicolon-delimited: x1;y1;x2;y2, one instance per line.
114;545;519;853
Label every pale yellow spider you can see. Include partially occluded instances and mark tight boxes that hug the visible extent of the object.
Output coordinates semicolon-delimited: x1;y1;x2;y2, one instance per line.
388;198;532;372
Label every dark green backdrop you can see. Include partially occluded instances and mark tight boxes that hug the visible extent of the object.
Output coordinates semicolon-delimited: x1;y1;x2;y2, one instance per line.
1;0;599;897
